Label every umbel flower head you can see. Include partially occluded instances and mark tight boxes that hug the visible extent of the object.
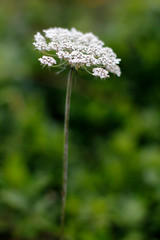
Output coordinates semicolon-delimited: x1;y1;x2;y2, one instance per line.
33;27;121;79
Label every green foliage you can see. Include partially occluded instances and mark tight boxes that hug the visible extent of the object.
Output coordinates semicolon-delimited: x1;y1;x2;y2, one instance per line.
0;0;160;239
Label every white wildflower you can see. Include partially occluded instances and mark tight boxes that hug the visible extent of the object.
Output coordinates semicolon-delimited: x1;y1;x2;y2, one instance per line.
38;55;56;67
33;27;121;79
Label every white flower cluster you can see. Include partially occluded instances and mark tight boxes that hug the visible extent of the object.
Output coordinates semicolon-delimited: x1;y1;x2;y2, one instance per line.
38;55;56;67
33;27;121;79
92;68;109;79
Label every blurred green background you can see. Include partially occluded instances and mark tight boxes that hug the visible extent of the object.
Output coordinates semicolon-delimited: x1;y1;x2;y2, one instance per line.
0;0;160;239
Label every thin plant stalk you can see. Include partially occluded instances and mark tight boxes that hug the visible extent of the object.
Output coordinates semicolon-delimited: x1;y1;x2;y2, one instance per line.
61;68;74;240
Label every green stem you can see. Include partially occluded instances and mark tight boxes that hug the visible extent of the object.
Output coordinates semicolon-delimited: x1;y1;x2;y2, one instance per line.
83;66;92;75
60;68;73;240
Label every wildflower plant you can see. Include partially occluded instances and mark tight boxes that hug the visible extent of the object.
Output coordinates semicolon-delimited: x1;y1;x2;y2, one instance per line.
33;27;121;239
